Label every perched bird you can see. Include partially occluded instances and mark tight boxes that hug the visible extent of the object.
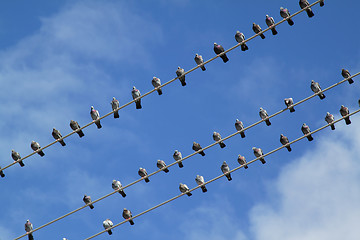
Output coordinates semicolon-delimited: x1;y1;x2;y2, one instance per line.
179;183;192;196
90;106;102;129
0;166;4;178
123;208;134;225
25;219;34;240
112;180;126;197
284;98;295;112
173;150;184;168
192;142;205;156
195;175;207;193
237;154;248;169
299;0;314;18
280;134;292;152
83;194;94;209
253;147;266;164
138;167;150;183
213;42;229;63
252;23;265;39
176;66;186;86
320;0;325;7
111;97;120;118
194;54;206;71
52;128;66;146
235;31;249;51
259;107;271;126
31;141;45;157
340;105;351;125
301;123;313;141
325;112;335;130
235;119;246;138
12;150;24;167
311;80;326;99
157;159;169;173
131;86;142;109
151;77;163;95
280;7;294;26
265;15;278;35
103;219;113;235
70;120;84;138
221;161;232;181
213;132;226;148
341;69;354;84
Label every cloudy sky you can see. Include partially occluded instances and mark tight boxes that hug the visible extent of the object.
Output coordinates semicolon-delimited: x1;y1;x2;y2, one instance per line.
0;0;359;239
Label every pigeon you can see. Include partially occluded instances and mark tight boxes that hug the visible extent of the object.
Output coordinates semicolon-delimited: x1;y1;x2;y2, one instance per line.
157;159;169;173
176;66;186;86
301;123;313;141
138;167;150;183
52;128;66;146
280;7;294;26
259;107;271;126
132;86;142;109
31;141;45;157
340;105;351;125
252;23;265;39
284;98;295;112
90;106;102;129
25;219;34;240
12;150;24;167
341;69;354;84
173;150;184;168
213;132;226;148
151;77;163;95
111;97;120;118
280;134;292;152
83;194;94;209
179;183;192;196
123;208;134;225
299;0;314;18
235;31;249;51
253;147;266;164
194;54;206;71
70;120;84;138
0;167;4;178
265;15;278;35
237;154;248;169
112;179;126;197
213;42;229;63
195;175;207;193
325;112;335;130
320;0;325;7
192;142;205;156
311;80;326;99
221;161;232;181
235;119;245;138
103;219;113;235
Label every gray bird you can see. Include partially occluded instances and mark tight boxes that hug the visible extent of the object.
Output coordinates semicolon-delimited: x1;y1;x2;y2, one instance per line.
112;179;126;197
151;77;163;95
12;150;24;167
195;175;207;193
31;141;45;157
0;166;4;178
194;54;206;71
280;134;292;152
299;0;314;17
235;119;246;138
25;219;34;240
70;120;84;138
123;208;134;225
173;150;184;168
259;107;271;126
320;0;325;7
103;219;113;235
176;66;186;86
157;159;169;173
265;15;278;35
252;23;265;39
237;154;248;169
341;69;354;84
83;194;94;209
325;112;335;130
52;128;66;146
284;98;295;112
253;147;266;164
280;7;294;26
213;132;226;148
311;80;326;99
235;31;249;51
132;86;142;109
221;161;232;181
213;42;229;63
138;167;150;183
192;142;205;156
90;106;102;129
340;105;351;125
111;97;120;118
301;123;313;141
179;183;192;196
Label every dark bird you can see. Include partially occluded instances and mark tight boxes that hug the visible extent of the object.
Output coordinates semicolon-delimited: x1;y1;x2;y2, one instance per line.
237;154;248;169
221;161;232;181
235;119;246;138
194;54;206;71
90;106;102;129
173;150;184;168
192;142;205;156
176;66;186;86
83;195;94;209
311;80;326;99
280;7;294;26
138;167;150;183
131;86;142;109
123;208;135;225
301;123;313;141
235;31;249;51
265;15;278;35
325;112;335;130
340;105;351;125
12;150;24;167
152;77;163;95
52;128;66;146
70;120;84;138
213;132;226;148
341;69;354;84
213;42;229;63
157;159;169;173
31;141;45;157
299;0;314;18
280;134;292;152
284;98;295;112
111;97;120;118
252;23;265;39
179;183;192;196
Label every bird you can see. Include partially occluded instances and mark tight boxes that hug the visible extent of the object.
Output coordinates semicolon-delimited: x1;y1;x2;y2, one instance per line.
265;15;278;35
195;175;207;193
31;141;45;157
235;119;245;138
311;80;326;99
341;69;354;84
192;142;205;156
173;150;184;168
221;161;232;181
213;132;226;148
176;66;186;86
112;180;126;197
123;208;135;225
253;147;266;164
340;105;351;125
301;123;313;141
103;219;113;235
138;167;150;183
0;167;4;178
179;183;192;196
213;42;229;63
132;86;142;109
284;98;295;112
111;97;120;118
280;7;294;26
90;106;102;129
280;134;292;152
320;0;325;7
235;31;249;51
12;150;24;167
299;0;314;18
157;159;169;173
252;23;265;39
151;77;163;95
325;112;335;130
70;120;84;138
25;219;34;240
194;54;206;71
83;194;94;209
52;128;66;146
259;107;271;126
237;154;248;169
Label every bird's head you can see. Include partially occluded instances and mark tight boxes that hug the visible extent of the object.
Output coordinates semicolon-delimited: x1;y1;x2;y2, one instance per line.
280;7;284;10
213;42;217;46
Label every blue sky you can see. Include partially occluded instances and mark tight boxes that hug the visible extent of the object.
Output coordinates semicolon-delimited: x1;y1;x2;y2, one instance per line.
0;0;360;239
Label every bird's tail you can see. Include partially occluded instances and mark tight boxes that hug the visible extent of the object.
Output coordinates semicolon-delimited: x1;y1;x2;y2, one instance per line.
241;44;248;51
345;117;351;125
129;219;135;225
38;151;45;157
0;171;4;178
157;88;163;95
136;101;142;109
271;28;278;35
19;161;25;167
114;111;120;118
163;168;169;173
244;165;249;169
120;190;127;198
178;161;184;168
319;93;326;100
144;177;150;183
260;33;266;39
307;135;314;141
78;130;85;138
219;142;226;148
306;9;314;18
221;54;229;63
90;204;94;209
260;158;266;164
240;132;246;138
330;124;335;130
95;121;102;129
348;78;354;84
28;233;34;240
59;140;66;146
226;174;232;181
186;192;192;197
287;19;294;26
289;107;295;113
320;1;324;6
265;119;271;126
107;230;112;235
199;151;206;156
201;65;206;71
201;186;207;193
180;77;186;86
286;145;292;152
